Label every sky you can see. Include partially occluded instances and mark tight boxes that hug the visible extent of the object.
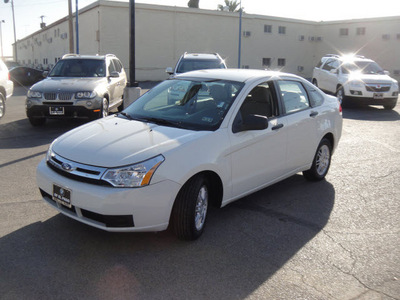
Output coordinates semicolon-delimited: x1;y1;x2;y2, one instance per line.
1;0;400;57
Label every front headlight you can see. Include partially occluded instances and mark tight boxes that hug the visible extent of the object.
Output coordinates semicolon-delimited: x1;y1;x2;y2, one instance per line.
27;90;42;98
102;155;165;187
76;91;97;99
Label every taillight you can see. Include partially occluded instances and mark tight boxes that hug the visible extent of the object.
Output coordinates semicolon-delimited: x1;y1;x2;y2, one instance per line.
8;72;10;80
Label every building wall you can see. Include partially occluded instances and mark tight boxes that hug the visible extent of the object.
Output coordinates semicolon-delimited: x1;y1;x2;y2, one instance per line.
14;0;400;81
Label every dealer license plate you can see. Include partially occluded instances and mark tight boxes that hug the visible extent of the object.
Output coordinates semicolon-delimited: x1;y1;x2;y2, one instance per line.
49;106;65;115
373;93;384;99
53;184;72;208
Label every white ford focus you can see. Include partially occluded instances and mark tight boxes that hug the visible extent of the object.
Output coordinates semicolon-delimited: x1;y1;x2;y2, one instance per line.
37;69;342;240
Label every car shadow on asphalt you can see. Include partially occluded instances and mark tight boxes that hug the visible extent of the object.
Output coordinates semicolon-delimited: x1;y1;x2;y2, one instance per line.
0;175;335;299
342;105;400;121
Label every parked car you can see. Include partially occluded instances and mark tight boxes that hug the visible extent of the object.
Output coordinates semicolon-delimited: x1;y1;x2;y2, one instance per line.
9;66;44;86
26;53;127;126
0;59;14;119
36;69;342;240
166;52;227;103
312;54;399;109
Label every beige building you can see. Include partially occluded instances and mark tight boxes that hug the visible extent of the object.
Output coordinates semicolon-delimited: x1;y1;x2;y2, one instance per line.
14;0;400;82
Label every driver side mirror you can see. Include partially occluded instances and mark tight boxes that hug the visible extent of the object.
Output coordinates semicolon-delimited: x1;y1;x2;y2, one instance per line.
232;114;269;133
42;71;48;78
166;67;173;75
109;71;119;78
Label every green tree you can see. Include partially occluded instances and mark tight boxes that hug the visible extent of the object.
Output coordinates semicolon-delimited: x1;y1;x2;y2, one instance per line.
188;0;199;8
217;0;241;12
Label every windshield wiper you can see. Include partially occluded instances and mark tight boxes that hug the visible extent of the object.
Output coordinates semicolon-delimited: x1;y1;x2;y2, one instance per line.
140;117;184;128
117;112;135;120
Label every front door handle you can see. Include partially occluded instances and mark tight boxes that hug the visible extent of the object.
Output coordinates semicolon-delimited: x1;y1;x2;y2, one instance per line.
272;124;284;130
310;111;319;117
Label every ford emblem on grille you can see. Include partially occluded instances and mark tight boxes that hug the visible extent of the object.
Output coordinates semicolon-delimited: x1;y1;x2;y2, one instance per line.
61;162;73;172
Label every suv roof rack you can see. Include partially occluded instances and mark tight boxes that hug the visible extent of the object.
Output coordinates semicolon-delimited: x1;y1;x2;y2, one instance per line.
62;53;79;59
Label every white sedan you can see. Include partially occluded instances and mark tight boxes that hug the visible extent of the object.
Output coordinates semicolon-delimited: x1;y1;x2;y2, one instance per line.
37;69;342;240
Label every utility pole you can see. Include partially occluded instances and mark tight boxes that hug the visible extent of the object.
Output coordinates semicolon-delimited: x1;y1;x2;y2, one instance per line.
68;0;74;53
4;0;17;61
129;0;138;87
238;1;242;68
75;0;79;54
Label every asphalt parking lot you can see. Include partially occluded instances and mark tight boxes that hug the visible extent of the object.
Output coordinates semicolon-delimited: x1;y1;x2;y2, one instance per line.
0;86;399;300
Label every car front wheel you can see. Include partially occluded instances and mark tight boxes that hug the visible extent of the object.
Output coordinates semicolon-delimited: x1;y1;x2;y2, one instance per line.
0;93;5;119
303;138;332;181
101;97;109;118
336;86;345;105
171;175;209;240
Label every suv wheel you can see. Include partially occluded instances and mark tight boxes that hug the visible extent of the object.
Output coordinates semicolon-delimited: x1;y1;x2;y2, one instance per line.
312;79;318;87
336;86;346;105
0;93;5;119
101;98;109;118
383;99;397;110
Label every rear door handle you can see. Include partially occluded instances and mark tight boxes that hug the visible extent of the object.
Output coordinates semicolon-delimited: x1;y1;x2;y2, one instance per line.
272;124;284;130
310;111;319;117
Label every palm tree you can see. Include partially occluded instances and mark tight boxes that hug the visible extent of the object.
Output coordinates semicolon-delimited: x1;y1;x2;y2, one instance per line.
217;0;241;12
188;0;199;8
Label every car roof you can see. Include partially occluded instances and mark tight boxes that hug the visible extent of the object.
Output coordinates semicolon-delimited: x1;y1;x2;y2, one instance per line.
174;68;302;83
61;54;117;60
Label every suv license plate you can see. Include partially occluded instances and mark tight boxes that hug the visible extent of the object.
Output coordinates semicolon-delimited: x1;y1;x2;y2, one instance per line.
373;93;384;99
53;184;72;208
49;106;65;115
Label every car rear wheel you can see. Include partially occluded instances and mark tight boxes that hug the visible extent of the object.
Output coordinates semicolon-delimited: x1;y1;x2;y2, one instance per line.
0;93;5;119
28;116;46;126
312;79;318;87
303;138;332;181
171;175;209;240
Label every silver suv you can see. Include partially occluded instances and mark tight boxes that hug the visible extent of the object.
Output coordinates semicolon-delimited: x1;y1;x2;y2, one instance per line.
0;59;14;119
312;54;399;109
26;54;127;126
166;52;227;76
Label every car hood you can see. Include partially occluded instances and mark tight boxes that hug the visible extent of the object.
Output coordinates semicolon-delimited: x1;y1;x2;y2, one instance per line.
52;115;208;167
346;73;396;84
31;77;106;92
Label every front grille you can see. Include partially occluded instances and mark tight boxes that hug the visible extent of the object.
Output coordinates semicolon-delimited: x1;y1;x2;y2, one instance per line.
47;152;111;186
44;93;57;100
44;92;74;100
43;102;74;106
365;84;391;92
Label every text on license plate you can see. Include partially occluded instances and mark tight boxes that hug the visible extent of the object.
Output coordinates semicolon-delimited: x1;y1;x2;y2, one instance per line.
53;184;72;208
49;106;65;115
373;93;384;99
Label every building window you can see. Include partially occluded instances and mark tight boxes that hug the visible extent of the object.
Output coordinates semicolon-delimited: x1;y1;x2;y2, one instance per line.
299;35;305;41
262;58;271;68
278;58;286;67
264;25;272;33
278;26;286;34
243;31;251;37
242;65;249;69
340;28;349;36
356;27;366;35
397;34;400;40
43;58;48;64
382;34;390;40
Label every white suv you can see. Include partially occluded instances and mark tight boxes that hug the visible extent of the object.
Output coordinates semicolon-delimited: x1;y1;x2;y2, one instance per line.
312;54;399;109
0;59;14;119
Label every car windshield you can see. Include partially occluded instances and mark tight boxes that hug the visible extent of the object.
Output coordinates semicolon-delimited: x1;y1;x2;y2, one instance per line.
121;79;244;131
49;59;106;77
176;59;225;73
341;61;385;75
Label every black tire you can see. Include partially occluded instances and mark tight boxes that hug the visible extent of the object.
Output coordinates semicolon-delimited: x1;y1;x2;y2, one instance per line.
171;175;209;240
0;93;5;119
336;86;346;106
312;79;318;87
29;116;46;126
303;138;332;181
383;100;397;110
101;97;109;118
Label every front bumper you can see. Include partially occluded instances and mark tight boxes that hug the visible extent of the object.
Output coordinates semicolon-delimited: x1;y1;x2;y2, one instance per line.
344;84;398;102
36;159;181;232
26;97;103;119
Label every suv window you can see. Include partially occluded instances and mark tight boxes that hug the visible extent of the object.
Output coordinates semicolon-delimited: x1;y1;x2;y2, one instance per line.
49;59;106;77
110;59;123;73
322;59;339;71
176;59;225;74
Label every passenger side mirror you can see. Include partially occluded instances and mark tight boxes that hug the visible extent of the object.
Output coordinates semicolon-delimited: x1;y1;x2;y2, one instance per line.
42;71;48;78
233;114;269;133
109;71;119;78
384;70;390;76
166;67;173;75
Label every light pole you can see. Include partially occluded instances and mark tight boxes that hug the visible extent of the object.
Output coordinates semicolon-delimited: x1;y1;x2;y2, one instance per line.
237;0;242;68
4;0;17;61
75;0;79;54
0;20;4;59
